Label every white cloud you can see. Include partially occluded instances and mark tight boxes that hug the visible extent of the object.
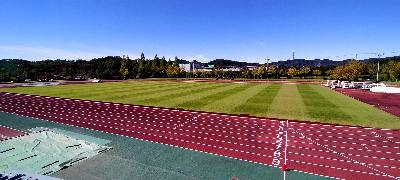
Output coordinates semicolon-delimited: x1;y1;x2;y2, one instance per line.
0;45;138;60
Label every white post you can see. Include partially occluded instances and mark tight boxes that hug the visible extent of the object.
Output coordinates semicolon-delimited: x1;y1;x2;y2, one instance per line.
284;169;286;180
285;120;288;164
284;120;289;180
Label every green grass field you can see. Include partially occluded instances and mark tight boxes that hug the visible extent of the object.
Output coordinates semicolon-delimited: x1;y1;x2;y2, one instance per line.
1;80;399;129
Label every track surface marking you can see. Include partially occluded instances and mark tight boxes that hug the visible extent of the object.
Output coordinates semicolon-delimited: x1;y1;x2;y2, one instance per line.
0;93;399;180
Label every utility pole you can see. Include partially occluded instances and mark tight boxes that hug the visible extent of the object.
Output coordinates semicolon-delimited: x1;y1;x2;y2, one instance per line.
362;52;383;82
266;58;270;69
377;53;384;82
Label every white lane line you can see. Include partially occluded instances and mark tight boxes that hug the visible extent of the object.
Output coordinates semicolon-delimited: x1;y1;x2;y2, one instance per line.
4;95;399;161
7;97;282;138
6;102;278;152
291;127;400;180
289;139;400;154
289;151;400;170
372;131;400;144
288;132;396;143
0;108;341;180
173;115;200;129
290;159;385;177
290;145;400;161
289;121;399;136
3;94;400;180
287;133;399;148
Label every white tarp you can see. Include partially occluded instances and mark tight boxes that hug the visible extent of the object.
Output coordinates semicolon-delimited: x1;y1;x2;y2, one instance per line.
370;87;400;93
0;130;111;175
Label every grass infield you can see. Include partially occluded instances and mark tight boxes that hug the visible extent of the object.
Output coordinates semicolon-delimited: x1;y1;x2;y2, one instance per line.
1;80;399;129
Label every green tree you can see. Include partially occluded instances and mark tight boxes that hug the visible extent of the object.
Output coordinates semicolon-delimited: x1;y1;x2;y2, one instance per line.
300;66;311;78
382;60;400;81
119;58;130;79
173;56;179;67
137;52;146;78
256;65;266;79
159;56;167;77
287;67;298;78
267;65;277;78
330;60;365;80
241;67;251;78
160;56;167;69
166;65;181;77
312;69;322;77
152;54;159;69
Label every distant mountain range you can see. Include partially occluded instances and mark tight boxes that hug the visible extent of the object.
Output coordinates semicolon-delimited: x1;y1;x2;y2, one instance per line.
195;56;400;68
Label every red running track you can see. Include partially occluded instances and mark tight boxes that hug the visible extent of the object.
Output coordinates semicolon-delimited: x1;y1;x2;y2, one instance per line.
0;125;24;140
334;88;400;117
0;92;399;180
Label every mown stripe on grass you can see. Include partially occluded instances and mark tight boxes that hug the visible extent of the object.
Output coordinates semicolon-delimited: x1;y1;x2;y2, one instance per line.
199;84;263;113
1;81;151;96
268;84;308;120
137;83;231;105
30;82;153;97
24;82;193;102
97;82;207;103
59;82;180;99
15;82;166;99
297;84;351;123
177;84;254;110
165;83;237;107
309;85;400;128
233;84;281;116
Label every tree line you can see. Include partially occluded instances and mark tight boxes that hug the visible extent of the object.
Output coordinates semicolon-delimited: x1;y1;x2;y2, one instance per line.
0;53;399;82
329;60;400;81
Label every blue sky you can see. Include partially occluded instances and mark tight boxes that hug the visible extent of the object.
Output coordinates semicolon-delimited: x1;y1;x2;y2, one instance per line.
0;0;399;62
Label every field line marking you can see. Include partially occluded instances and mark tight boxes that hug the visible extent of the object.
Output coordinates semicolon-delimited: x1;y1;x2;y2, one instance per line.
290;127;400;180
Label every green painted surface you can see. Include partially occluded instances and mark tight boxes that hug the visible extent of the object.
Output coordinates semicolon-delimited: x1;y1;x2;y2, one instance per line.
28;127;111;146
0;112;329;180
